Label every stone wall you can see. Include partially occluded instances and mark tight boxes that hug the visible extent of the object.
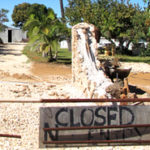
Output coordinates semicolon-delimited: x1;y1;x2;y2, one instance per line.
72;23;112;99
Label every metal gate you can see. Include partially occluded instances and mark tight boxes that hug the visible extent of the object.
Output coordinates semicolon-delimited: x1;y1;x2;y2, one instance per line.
39;98;150;148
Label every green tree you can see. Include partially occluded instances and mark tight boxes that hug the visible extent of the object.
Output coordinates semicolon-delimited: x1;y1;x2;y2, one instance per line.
24;8;63;61
140;0;150;56
12;3;31;28
100;0;146;53
65;0;147;54
0;9;8;43
12;3;48;28
144;0;150;37
65;0;94;26
28;4;48;21
0;9;8;31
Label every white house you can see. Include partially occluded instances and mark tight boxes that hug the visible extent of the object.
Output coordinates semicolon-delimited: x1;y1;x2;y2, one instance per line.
0;27;27;43
60;40;72;52
60;40;68;48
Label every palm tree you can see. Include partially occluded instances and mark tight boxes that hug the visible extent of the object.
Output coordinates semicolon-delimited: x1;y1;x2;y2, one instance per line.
24;8;63;61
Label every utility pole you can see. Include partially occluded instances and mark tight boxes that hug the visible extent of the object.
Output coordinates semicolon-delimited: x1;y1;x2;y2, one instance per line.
59;0;65;22
59;0;71;51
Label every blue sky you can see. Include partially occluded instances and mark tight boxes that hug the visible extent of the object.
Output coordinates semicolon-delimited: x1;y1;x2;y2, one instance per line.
0;0;147;27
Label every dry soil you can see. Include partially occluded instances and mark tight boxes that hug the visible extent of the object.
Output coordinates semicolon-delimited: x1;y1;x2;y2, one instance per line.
0;43;150;100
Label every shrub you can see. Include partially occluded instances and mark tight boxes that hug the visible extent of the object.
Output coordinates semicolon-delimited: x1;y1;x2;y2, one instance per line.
140;43;150;56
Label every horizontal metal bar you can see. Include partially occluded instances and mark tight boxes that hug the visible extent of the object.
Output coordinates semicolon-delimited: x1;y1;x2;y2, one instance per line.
43;124;150;131
0;100;41;103
43;140;150;144
41;98;150;103
0;98;149;103
0;134;21;138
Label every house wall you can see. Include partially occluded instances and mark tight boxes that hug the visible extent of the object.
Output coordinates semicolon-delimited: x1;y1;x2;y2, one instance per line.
12;29;27;42
60;40;68;48
0;29;8;43
0;28;27;43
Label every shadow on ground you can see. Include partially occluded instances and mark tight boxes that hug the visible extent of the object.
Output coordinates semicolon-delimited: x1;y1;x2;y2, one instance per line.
129;85;145;95
0;48;21;56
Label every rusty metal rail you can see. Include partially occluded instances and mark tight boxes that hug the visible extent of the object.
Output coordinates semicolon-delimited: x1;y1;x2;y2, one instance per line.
0;134;21;138
0;98;150;103
43;124;150;131
43;123;150;145
41;98;150;103
43;140;150;144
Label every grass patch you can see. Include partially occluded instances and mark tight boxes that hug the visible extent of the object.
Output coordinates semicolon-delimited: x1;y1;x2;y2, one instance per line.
98;54;150;64
23;46;49;63
23;46;72;64
56;48;71;64
116;55;150;64
24;45;150;64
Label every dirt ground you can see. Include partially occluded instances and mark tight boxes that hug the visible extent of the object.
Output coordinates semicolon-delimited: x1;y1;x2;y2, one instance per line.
0;44;150;150
129;73;150;94
31;62;72;83
32;63;150;94
0;43;150;99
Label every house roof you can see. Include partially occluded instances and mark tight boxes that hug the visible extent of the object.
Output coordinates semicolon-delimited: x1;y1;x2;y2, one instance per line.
4;27;22;30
